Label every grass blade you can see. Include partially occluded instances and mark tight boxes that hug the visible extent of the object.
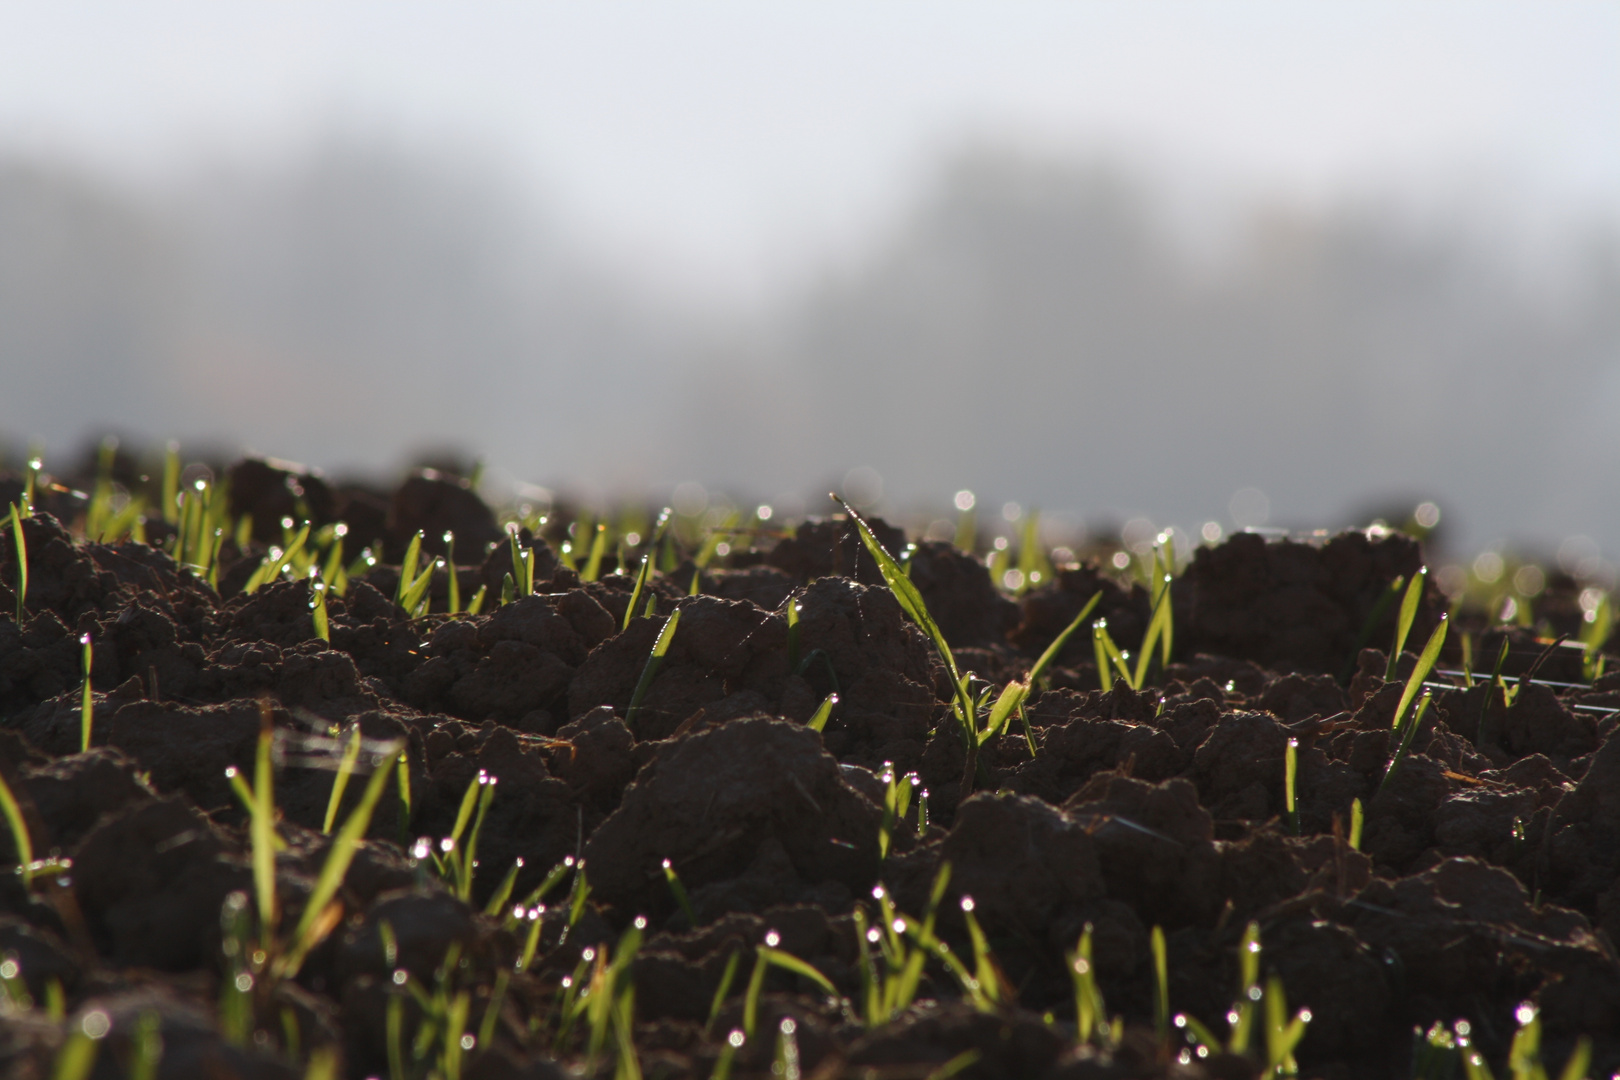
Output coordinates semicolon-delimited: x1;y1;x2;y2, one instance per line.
251;711;277;944
9;503;26;624
161;441;180;524
806;692;837;733
79;633;93;752
1029;590;1102;689
1284;738;1299;836
979;681;1028;745
281;738;404;976
322;724;363;835
444;532;459;615
624;509;673;632
837;497;977;745
0;768;35;881
1387;567;1427;681
583;523;608;583
759;946;838;996
1151;925;1169;1048
1381;691;1432;791
1342;573;1405;683
396;531;422;609
626;609;681;730
1092;620;1132;691
1389;614;1448;732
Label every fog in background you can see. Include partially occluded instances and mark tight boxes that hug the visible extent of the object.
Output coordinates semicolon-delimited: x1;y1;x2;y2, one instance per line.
1;4;1618;571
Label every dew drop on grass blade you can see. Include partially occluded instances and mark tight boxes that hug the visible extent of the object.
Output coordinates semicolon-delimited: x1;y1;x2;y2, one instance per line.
807;693;837;733
80;633;94;752
444;532;459;615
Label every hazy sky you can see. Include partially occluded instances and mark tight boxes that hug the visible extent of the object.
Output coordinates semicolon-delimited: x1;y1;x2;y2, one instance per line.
2;2;1616;302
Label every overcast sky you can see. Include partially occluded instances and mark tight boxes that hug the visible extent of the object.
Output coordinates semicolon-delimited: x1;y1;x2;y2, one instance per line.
2;2;1616;302
2;3;1618;566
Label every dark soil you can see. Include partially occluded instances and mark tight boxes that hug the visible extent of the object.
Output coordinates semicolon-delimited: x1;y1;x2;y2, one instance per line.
2;463;1618;1079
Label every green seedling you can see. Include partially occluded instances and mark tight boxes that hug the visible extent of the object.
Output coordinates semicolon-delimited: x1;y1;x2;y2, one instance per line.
161;442;180;524
1349;798;1364;851
1262;976;1309;1077
742;929;837;1039
394;751;412;847
1284;738;1299;836
1013;509;1051;594
1151;924;1170;1049
84;436;118;541
1489;635;1514;706
321;723;364;835
1068;923;1112;1048
710;1029;745;1080
10;502;27;623
0;769;39;890
624;509;673;631
1092;619;1131;692
706;951;741;1035
79;633;93;752
858;867;996;1025
1382;691;1433;791
310;574;330;643
483;856;524;919
785;595;801;672
953;494;976;552
1133;569;1175;690
694;508;741;570
21;450;41;511
626;609;680;730
228;708;404;981
320;527;347;597
839;499;981;772
582;919;644;1076
1342;573;1405;683
395;531;423;609
1389;614;1448;734
242;522;310;595
806;692;837;733
957;896;1002;1006
772;1017;801;1080
877;763;920;859
1580;591;1612;683
443;532;459;615
582;523;608;583
978;590;1101;746
421;770;498;903
1174;921;1312;1075
662;858;698;925
1387;567;1428;681
510;859;580;972
51;1022;100;1080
